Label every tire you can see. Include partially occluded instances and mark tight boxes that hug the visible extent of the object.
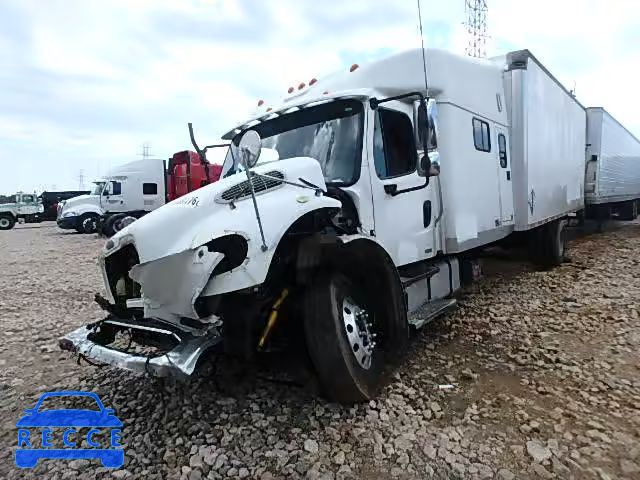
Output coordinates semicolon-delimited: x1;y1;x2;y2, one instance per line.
0;214;16;230
101;215;119;237
78;213;99;234
112;214;136;233
303;271;397;403
619;200;638;221
532;219;567;267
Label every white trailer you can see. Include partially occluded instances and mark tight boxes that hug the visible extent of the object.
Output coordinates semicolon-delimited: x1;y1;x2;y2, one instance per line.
585;107;640;220
60;48;602;403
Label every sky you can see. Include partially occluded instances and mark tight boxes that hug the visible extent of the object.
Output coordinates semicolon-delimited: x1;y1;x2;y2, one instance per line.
1;0;639;193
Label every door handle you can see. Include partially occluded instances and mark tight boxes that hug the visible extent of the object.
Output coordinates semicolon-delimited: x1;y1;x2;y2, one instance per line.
506;171;511;181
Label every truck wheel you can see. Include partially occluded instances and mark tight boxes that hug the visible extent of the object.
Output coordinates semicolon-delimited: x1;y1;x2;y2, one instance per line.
303;271;388;403
619;200;638;221
534;219;567;267
101;215;119;237
0;214;16;230
112;214;136;233
77;213;99;234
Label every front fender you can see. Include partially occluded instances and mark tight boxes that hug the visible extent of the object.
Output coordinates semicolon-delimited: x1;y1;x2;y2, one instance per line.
201;194;340;296
74;204;104;216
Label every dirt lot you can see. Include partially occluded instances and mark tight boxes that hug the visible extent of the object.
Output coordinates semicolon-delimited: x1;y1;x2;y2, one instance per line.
1;221;639;480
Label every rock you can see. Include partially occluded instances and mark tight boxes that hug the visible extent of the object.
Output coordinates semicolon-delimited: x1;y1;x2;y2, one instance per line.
238;468;250;479
226;467;238;477
497;469;515;480
461;368;479;381
397;452;409;465
527;440;552;463
190;454;204;469
430;402;442;413
531;463;554;479
620;459;640;475
189;470;203;480
423;444;437;460
552;458;571;478
333;451;345;465
304;439;319;454
112;471;132;479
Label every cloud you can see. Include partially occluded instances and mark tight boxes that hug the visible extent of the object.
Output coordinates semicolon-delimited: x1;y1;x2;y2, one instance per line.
0;0;638;193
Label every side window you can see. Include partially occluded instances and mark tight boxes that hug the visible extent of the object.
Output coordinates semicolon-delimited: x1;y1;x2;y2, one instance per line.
472;118;491;152
373;109;418;179
143;183;158;195
111;181;122;195
21;195;35;203
498;134;507;168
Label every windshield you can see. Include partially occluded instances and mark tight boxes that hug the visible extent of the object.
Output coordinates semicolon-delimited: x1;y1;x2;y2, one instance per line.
91;182;105;195
222;99;364;185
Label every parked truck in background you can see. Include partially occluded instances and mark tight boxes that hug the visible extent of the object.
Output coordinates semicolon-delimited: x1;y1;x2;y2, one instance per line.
39;190;90;221
60;48;638;403
0;192;44;230
584;107;640;222
57;151;222;235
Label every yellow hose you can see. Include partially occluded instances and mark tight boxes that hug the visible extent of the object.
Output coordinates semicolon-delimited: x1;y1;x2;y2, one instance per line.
258;288;289;350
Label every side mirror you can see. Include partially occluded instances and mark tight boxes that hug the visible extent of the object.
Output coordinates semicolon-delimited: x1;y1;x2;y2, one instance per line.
420;154;431;175
413;101;429;151
428;151;441;177
237;130;262;169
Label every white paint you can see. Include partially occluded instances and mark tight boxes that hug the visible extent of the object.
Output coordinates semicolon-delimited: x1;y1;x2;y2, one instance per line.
586;107;640;204
58;158;166;218
499;51;586;230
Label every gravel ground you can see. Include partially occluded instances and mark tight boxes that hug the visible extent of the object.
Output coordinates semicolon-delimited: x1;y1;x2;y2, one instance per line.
1;221;639;480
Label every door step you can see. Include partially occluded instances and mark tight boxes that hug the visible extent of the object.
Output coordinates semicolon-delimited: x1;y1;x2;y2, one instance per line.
408;298;457;329
400;266;440;288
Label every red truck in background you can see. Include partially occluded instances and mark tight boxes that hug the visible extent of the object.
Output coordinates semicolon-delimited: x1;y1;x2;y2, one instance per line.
167;150;222;202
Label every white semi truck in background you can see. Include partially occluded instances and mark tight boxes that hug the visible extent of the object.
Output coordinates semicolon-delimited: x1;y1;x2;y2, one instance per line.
60;48;640;403
57;159;166;235
57;152;222;236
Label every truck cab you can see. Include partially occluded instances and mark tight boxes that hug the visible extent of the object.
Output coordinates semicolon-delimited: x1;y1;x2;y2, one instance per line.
61;48;578;403
0;192;44;230
57;159;166;234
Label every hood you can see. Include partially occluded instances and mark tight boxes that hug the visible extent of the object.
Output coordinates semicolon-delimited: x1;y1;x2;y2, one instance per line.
106;156;341;265
61;194;101;211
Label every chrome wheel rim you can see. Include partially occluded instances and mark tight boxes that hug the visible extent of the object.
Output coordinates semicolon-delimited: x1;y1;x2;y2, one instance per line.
342;297;376;369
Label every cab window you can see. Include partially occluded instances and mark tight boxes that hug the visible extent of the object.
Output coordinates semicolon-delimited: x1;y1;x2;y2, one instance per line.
21;195;35;203
104;181;121;195
373;109;418;179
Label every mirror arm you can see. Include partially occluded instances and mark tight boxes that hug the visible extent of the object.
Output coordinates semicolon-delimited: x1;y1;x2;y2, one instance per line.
385;177;429;197
370;92;430;152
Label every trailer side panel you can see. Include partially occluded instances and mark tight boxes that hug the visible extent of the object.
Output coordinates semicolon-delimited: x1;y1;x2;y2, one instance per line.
505;51;586;231
586;107;640;204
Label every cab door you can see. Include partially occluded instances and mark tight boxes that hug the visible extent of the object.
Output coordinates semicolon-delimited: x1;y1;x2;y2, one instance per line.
495;127;514;224
103;180;125;212
368;106;437;266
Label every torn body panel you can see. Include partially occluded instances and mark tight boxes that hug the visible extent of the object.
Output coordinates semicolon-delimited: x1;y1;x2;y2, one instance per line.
128;247;224;320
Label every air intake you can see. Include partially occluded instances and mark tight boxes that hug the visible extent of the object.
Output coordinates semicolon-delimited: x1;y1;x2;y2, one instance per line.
217;171;285;203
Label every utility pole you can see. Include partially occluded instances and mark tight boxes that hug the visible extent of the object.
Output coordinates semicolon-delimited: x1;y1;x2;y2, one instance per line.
77;170;85;190
138;142;152;159
464;0;488;58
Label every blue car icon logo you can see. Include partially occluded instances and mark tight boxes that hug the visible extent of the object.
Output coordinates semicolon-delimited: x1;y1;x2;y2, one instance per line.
15;391;123;468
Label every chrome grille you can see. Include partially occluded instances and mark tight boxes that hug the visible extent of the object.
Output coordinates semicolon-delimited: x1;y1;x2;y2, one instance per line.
218;171;285;203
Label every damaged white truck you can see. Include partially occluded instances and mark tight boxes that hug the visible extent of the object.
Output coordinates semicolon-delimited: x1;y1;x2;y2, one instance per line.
60;48;588;402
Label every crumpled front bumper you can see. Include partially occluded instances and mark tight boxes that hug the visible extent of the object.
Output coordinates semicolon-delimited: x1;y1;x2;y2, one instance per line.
59;316;222;378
